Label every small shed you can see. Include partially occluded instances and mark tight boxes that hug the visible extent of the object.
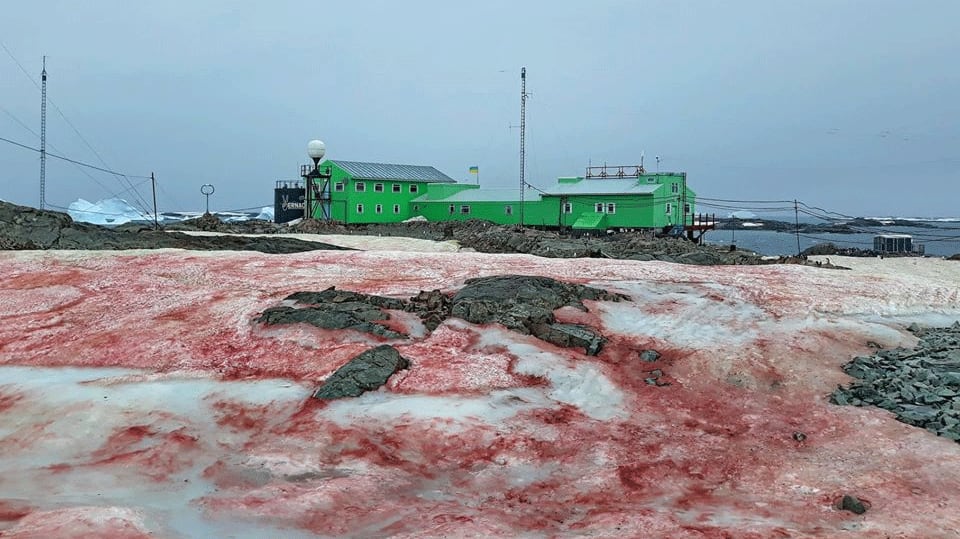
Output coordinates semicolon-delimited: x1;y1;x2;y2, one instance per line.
873;234;913;253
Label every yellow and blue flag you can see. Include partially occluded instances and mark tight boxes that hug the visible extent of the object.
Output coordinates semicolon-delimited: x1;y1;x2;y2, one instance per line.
469;166;479;174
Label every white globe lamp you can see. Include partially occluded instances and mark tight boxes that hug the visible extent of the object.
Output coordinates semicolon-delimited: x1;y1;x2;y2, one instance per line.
307;139;326;168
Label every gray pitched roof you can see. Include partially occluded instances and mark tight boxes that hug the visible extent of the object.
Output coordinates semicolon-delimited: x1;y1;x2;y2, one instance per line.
413;189;534;203
329;160;455;183
541;179;662;196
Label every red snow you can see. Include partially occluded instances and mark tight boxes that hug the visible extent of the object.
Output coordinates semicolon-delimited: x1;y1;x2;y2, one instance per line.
1;249;960;537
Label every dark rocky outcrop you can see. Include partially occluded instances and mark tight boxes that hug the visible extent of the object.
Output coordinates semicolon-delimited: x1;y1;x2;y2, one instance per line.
258;276;625;355
450;275;627;355
312;345;409;399
256;287;407;339
831;322;960;442
0;201;349;253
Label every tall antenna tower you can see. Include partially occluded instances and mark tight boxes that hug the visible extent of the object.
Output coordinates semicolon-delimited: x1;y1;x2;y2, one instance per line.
40;56;47;209
519;66;528;228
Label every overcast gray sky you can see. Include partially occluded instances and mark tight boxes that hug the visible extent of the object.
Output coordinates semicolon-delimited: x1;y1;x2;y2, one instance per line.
2;0;958;217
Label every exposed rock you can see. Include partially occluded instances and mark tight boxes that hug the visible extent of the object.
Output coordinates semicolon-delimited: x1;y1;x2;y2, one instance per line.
256;287;407;339
0;200;349;253
405;289;453;331
450;275;626;355
639;350;661;362
838;494;869;515
831;322;960;442
312;345;409;399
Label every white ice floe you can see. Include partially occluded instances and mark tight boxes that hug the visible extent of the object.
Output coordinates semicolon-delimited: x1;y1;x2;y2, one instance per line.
67;197;148;225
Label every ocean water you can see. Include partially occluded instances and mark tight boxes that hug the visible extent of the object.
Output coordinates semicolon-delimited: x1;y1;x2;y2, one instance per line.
703;224;960;257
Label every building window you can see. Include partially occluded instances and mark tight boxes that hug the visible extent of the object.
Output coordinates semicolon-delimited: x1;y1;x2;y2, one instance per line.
393;204;400;214
595;203;604;213
671;183;679;194
392;184;401;193
410;185;419;193
606;203;616;214
563;202;572;214
374;183;384;193
356;182;366;192
460;205;471;214
505;205;513;215
665;203;672;215
647;176;656;183
375;204;383;214
413;204;420;212
684;203;691;214
356;204;364;214
449;204;455;214
334;182;344;192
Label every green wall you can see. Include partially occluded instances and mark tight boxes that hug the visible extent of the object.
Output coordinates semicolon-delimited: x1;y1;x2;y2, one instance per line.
306;161;698;229
313;161;439;224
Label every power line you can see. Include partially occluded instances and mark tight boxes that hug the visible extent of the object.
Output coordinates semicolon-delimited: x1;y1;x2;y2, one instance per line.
0;135;150;179
1;43;153;213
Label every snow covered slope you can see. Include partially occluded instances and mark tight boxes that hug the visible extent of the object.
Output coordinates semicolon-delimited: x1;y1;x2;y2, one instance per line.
1;250;960;537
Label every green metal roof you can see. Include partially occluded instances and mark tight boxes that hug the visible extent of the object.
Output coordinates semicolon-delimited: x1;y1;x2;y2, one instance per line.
329;160;455;183
412;188;534;203
542;180;662;196
572;212;608;230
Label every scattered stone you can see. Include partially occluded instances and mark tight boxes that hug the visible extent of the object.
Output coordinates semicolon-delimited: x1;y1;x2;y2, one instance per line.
838;494;869;515
312;345;409;399
639;350;661;362
831;322;960;443
792;431;807;443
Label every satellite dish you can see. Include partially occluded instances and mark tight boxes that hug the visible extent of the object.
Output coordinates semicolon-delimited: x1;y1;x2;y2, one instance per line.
307;140;326;161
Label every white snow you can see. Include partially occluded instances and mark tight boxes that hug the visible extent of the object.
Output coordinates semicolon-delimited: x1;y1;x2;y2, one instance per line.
176;230;461;252
729;210;757;219
67;197;148;225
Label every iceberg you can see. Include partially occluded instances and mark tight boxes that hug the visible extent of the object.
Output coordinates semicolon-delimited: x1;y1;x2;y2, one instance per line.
67;197;149;225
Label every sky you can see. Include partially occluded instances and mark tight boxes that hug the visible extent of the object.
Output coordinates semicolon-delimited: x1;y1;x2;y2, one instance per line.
1;0;958;218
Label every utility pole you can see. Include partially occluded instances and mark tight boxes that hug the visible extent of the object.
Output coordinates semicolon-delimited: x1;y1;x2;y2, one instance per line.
40;56;47;209
794;199;801;256
151;172;159;230
519;67;528;228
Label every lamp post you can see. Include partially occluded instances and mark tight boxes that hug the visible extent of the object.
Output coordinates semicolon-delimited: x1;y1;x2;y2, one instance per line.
200;184;215;214
304;140;326;221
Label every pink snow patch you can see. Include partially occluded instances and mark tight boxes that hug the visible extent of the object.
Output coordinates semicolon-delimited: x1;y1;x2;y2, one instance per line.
1;249;960;537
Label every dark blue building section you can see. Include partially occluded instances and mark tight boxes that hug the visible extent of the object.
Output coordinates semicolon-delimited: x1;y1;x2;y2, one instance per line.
274;181;305;224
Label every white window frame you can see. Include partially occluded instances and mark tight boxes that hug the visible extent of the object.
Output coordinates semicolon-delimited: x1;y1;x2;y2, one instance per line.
334;182;344;192
374;183;384;193
504;205;513;215
595;202;604;213
392;183;401;193
665;203;673;215
460;205;471;215
355;182;366;192
393;204;400;214
410;184;419;193
375;204;383;214
356;203;364;214
563;202;572;214
448;204;455;214
606;203;616;214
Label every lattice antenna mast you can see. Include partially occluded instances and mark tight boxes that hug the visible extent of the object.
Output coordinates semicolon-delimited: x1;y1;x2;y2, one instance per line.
40;56;47;209
519;67;528;228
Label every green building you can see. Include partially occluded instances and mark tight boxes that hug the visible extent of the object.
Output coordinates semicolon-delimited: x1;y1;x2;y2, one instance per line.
313;160;457;224
409;169;696;231
300;160;697;231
